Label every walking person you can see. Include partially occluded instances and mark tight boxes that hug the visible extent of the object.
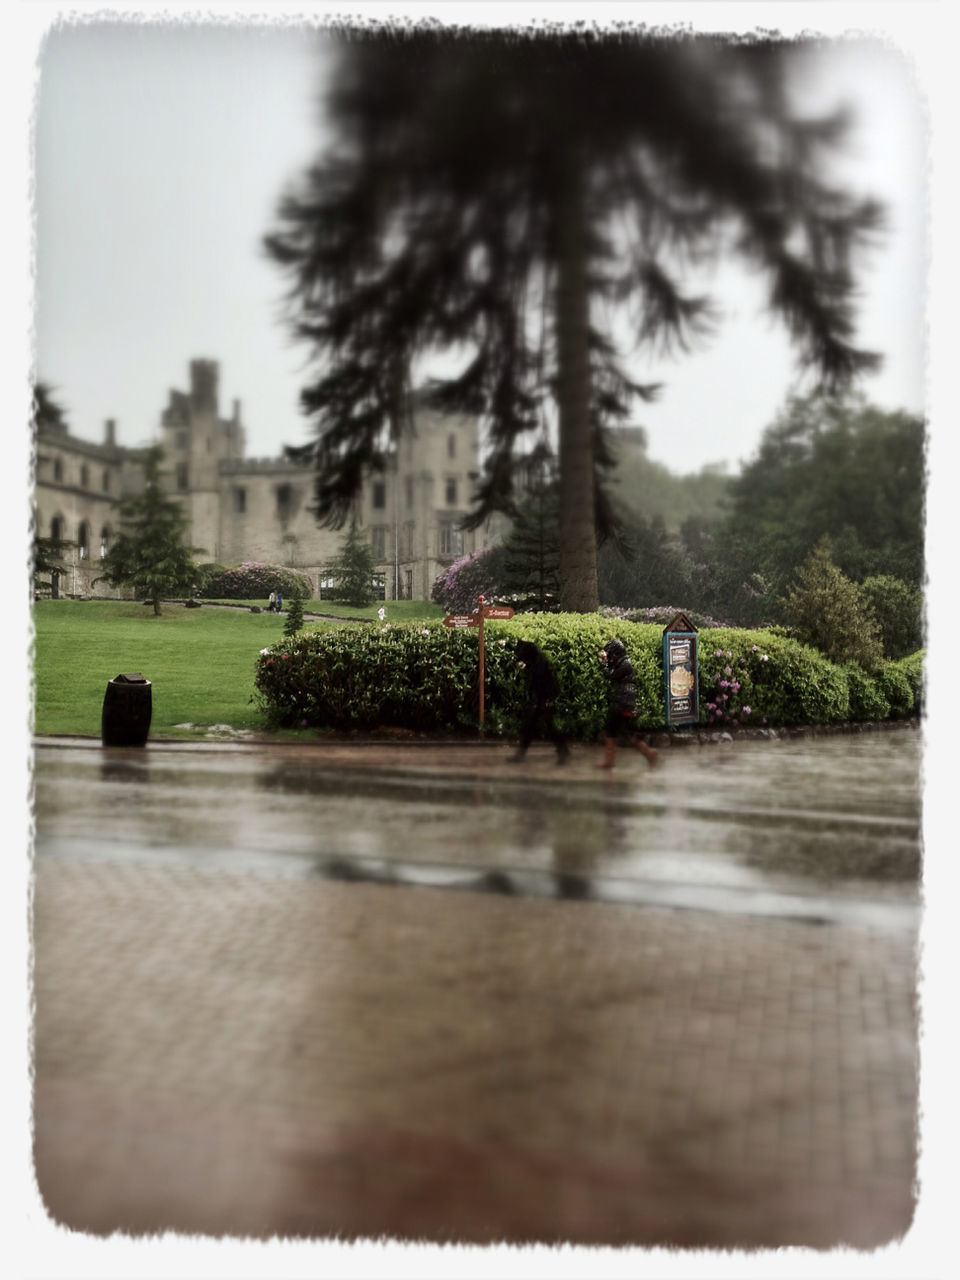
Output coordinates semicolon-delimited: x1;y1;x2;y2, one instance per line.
511;640;570;764
597;637;658;770
268;590;277;612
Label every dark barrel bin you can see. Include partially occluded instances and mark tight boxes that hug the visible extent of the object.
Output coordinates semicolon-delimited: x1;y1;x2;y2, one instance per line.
101;672;152;747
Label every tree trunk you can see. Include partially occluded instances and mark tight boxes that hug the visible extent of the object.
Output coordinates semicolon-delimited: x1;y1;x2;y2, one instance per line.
554;156;599;614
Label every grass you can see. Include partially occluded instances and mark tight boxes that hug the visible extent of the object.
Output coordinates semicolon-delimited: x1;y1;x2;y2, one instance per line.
31;598;439;738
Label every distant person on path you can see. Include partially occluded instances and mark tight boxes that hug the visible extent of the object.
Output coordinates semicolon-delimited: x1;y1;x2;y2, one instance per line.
276;592;283;612
511;640;570;764
598;637;658;770
268;591;277;612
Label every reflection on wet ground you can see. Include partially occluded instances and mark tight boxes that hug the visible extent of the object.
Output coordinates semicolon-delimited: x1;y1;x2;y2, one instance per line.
34;729;921;930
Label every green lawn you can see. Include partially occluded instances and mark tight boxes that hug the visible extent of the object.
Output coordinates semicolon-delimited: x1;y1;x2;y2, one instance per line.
31;598;436;738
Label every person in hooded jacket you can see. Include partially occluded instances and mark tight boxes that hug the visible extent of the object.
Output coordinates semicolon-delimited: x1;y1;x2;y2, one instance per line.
511;639;570;764
598;637;658;769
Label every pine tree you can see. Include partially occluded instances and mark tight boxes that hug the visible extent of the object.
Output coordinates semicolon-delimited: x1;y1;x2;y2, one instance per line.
329;517;377;607
500;463;562;612
95;446;202;616
265;25;883;612
283;594;305;639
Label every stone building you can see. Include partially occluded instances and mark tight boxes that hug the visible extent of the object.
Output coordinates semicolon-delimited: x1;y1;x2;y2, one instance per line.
33;359;493;601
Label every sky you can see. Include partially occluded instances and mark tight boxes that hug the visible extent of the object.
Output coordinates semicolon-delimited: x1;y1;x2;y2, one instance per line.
30;12;927;476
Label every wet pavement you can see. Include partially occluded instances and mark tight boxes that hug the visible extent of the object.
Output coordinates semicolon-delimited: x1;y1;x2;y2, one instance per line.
31;727;922;1249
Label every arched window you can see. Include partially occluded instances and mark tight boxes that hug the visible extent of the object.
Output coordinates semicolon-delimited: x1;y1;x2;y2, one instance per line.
80;464;89;488
448;433;457;459
50;515;64;542
100;527;110;559
53;458;63;482
77;521;90;560
102;469;110;492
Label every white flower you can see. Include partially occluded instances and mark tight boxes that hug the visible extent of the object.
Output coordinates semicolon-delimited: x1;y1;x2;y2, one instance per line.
498;638;507;647
259;648;270;656
421;628;430;635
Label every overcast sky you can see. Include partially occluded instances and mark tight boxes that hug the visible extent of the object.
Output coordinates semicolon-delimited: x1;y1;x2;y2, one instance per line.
32;15;927;476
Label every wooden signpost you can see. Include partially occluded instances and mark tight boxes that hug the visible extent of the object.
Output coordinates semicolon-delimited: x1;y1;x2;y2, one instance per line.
443;594;515;725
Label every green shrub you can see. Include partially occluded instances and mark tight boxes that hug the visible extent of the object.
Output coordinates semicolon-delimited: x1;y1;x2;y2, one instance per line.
890;650;924;713
842;663;891;722
859;575;924;659
781;540;883;669
873;660;915;719
201;561;313;600
255;613;876;737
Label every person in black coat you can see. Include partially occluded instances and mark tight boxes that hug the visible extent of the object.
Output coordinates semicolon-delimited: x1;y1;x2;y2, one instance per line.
598;637;658;769
511;639;570;763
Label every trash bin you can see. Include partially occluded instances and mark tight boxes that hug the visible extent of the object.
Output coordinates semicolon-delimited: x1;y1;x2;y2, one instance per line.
101;672;152;747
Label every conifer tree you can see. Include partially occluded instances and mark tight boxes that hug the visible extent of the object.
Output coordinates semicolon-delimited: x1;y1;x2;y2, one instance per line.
265;25;883;612
500;466;562;613
95;446;202;616
283;594;305;639
329;516;377;607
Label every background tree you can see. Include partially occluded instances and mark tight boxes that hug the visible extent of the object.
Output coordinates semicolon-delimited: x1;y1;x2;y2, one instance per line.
859;575;923;659
499;452;562;611
95;446;202;616
328;516;377;607
706;393;924;623
32;528;73;596
265;24;882;613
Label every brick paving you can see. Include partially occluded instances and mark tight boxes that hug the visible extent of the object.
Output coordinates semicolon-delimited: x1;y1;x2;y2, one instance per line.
32;850;918;1248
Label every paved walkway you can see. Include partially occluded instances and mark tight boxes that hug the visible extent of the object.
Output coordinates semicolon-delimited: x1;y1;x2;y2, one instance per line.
31;734;920;1249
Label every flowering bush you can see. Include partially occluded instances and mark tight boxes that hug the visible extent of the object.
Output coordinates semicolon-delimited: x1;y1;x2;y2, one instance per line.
201;561;313;601
600;604;734;630
697;628;852;727
431;546;507;612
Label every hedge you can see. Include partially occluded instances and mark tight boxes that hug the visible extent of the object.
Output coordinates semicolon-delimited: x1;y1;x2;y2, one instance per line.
254;613;923;737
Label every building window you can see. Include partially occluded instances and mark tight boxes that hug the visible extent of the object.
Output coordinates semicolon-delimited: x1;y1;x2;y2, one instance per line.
80;464;89;488
50;516;64;542
100;527;110;559
176;431;187;450
77;521;90;560
448;433;457;459
371;526;387;559
372;480;386;510
372;573;386;601
445;477;458;506
102;469;110;492
53;458;63;483
175;462;189;490
233;487;246;514
439;524;463;557
276;484;293;518
405;476;414;509
402;521;415;559
403;568;413;600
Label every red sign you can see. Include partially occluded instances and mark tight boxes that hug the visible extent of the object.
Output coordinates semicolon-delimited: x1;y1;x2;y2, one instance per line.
443;613;480;628
481;605;515;620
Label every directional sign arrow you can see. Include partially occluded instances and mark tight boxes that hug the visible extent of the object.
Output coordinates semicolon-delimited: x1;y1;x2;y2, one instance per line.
481;606;515;620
